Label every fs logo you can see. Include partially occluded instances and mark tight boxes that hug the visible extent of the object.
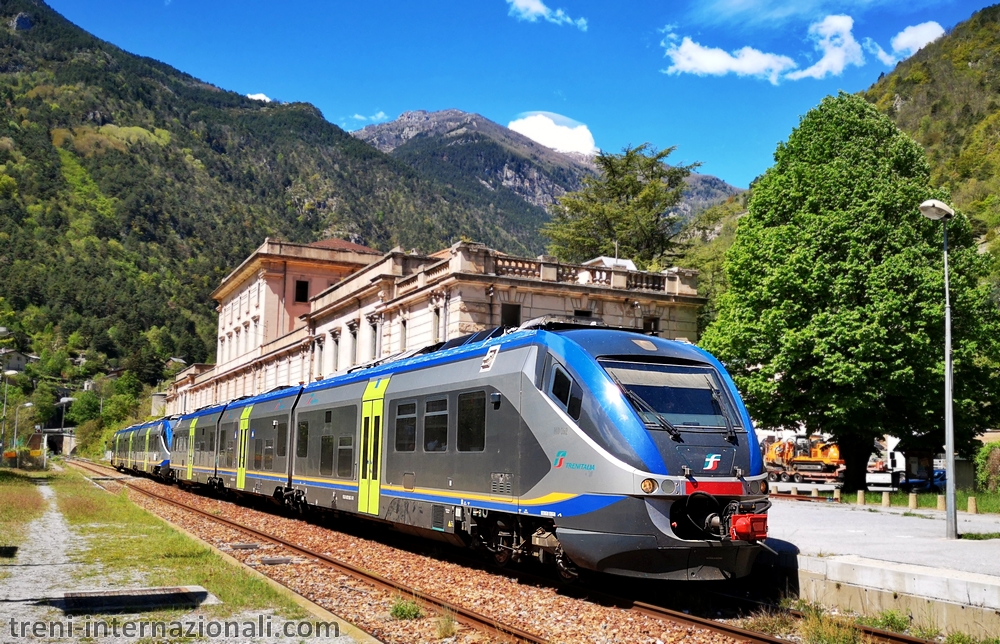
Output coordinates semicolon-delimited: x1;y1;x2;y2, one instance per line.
703;453;722;471
553;450;567;468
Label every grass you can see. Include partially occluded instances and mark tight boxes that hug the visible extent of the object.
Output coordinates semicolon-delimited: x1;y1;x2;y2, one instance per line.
736;609;797;636
945;634;1000;644
799;605;876;644
436;609;457;638
856;609;909;632
389;596;422;620
50;468;305;619
0;469;48;550
958;532;1000;540
850;490;1000;514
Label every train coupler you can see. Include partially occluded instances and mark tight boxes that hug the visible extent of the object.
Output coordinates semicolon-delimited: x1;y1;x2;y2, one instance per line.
729;513;768;542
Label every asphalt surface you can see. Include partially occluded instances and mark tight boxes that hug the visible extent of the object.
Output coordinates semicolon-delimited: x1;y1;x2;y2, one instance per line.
765;497;1000;578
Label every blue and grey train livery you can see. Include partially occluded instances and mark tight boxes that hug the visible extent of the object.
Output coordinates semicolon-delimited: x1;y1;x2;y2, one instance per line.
111;417;173;478
127;320;771;580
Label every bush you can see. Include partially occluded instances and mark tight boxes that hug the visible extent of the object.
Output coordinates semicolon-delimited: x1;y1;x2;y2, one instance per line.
975;443;1000;492
389;597;422;620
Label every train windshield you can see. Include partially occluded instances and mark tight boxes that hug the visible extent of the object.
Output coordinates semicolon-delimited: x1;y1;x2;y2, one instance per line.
600;360;742;431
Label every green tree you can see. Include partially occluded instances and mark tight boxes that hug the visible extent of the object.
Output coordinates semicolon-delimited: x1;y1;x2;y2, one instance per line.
541;144;698;268
701;93;1000;491
65;390;102;425
114;371;143;398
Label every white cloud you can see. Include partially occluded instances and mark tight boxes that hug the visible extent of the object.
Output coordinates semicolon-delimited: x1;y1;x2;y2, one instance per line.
687;0;900;29
662;36;797;85
350;111;390;123
247;93;271;102
863;38;896;66
891;21;945;58
507;112;597;155
506;0;587;31
864;21;944;67
785;14;864;80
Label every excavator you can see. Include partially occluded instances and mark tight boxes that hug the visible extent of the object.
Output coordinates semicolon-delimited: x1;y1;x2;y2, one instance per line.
765;435;846;483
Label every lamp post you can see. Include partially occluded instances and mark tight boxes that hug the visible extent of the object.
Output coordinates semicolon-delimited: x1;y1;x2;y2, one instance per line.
13;402;32;469
919;198;957;540
46;396;76;469
2;369;17;453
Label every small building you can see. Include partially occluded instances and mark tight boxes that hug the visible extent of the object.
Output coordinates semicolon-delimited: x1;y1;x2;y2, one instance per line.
0;348;37;372
165;239;706;415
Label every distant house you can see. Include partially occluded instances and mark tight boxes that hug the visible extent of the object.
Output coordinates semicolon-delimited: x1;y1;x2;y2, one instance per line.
0;348;38;372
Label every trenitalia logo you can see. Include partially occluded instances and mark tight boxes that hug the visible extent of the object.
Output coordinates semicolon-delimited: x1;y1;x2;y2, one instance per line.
703;454;722;471
553;450;595;471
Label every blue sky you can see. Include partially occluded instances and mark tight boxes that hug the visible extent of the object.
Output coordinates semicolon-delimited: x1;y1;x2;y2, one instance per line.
48;0;989;188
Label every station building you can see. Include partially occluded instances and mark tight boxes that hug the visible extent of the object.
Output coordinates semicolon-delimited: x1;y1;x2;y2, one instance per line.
164;238;706;416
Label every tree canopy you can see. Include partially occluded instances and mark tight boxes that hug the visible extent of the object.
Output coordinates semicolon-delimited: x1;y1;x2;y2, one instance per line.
700;92;1000;490
541;144;697;268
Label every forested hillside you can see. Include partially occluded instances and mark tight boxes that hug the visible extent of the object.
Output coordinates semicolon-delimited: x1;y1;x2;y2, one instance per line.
864;3;1000;285
0;0;539;383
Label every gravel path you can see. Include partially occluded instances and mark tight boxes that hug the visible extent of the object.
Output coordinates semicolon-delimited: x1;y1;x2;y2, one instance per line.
1;475;356;644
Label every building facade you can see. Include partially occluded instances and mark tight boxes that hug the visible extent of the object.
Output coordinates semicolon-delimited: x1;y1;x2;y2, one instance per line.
165;239;706;415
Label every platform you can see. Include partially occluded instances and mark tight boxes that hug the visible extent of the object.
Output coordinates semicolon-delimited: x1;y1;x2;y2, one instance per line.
760;498;1000;638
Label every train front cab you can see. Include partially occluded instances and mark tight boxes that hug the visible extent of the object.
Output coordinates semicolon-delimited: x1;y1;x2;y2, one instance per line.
527;329;770;580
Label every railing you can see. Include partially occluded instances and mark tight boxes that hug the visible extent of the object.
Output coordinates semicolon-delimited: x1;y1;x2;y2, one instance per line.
425;259;451;281
496;258;540;279
396;273;420;295
626;272;666;292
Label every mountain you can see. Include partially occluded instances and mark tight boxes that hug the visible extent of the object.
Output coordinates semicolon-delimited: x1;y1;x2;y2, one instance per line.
353;109;743;232
864;4;1000;260
0;0;541;378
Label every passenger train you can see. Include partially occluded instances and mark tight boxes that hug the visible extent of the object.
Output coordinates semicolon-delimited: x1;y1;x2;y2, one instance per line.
112;318;770;581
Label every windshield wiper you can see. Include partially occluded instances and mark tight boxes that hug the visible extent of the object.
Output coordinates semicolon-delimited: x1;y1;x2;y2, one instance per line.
704;375;737;444
607;372;682;441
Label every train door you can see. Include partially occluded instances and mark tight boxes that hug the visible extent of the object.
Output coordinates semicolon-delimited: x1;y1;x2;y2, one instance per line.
128;431;134;468
358;377;390;515
186;418;197;480
236;406;253;490
143;428;151;471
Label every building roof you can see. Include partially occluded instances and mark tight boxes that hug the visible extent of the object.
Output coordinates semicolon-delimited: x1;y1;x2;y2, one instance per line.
309;237;381;254
582;256;638;271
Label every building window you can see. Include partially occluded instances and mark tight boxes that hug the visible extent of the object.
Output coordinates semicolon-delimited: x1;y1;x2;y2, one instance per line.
295;280;309;303
432;308;441;343
642;316;660;335
350;327;358;365
332;335;340;371
574;309;593;318
501;303;521;327
316;341;324;379
423;399;448;452
400;319;407;351
457;391;486;452
370;322;378;360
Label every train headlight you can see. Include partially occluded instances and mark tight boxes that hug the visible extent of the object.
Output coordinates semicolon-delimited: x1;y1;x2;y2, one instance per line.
640;478;657;494
760;481;768;494
748;480;760;494
661;479;677;495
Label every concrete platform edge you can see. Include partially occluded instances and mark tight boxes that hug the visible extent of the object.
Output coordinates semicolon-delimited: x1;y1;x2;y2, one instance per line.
794;554;1000;639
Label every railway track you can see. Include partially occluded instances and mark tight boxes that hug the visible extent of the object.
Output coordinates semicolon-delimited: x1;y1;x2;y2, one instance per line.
69;460;545;644
68;459;934;644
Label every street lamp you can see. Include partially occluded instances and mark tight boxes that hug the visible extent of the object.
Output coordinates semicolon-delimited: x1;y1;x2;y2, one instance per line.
13;402;32;469
46;396;76;469
919;198;957;540
2;369;17;453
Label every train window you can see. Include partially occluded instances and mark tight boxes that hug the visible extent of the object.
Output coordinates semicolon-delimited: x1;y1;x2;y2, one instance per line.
551;366;572;407
395;402;416;452
457;392;486;452
320;436;335;475
297;422;309;458
254;439;263;470
336;435;353;478
264;440;274;470
325;410;332;425
209;430;215;453
276;423;287;457
568;382;583;421
226;440;235;468
424;399;448;452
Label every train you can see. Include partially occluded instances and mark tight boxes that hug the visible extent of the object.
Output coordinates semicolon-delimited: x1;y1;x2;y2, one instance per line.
112;318;771;581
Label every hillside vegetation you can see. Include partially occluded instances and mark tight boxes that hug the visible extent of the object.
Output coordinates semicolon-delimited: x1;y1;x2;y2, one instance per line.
0;0;538;385
864;3;1000;284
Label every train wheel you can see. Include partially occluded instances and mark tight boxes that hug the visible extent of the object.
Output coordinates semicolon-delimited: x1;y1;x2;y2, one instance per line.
489;520;514;567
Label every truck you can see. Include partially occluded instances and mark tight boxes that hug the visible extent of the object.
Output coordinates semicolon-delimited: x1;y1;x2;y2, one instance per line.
765;434;846;484
866;436;945;492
